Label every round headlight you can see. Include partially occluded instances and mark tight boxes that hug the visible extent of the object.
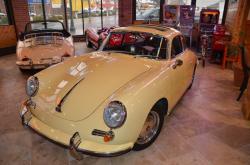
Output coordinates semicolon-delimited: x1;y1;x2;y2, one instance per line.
26;76;39;97
103;101;127;128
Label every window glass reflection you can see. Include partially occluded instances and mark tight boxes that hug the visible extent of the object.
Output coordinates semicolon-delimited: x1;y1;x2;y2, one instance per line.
45;0;65;23
102;0;119;28
28;0;44;21
136;0;160;21
167;0;191;5
83;0;102;30
27;0;120;36
67;0;84;35
0;0;9;25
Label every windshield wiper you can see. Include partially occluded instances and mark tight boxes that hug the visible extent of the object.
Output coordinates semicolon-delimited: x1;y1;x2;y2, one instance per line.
107;50;136;55
134;55;156;59
106;51;156;59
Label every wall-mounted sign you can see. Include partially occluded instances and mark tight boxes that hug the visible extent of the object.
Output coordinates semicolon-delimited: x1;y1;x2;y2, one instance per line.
179;5;195;46
163;5;179;27
179;5;195;26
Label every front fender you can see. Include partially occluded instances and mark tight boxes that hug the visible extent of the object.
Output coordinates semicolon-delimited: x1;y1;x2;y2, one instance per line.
94;65;172;144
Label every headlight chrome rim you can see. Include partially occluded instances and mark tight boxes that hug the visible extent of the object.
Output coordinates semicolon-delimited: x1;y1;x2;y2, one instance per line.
103;101;127;129
26;76;39;97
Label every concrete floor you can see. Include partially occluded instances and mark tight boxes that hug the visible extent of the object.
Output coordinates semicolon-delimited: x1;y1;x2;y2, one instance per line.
0;43;250;165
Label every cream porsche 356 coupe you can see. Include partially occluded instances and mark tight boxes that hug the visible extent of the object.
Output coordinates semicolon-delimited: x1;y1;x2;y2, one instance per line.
16;21;74;70
20;25;197;158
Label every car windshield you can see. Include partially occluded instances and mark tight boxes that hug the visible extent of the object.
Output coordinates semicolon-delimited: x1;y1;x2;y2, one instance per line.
25;21;64;33
102;31;167;59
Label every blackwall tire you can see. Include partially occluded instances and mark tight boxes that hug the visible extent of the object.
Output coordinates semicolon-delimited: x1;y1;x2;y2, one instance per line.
133;105;164;151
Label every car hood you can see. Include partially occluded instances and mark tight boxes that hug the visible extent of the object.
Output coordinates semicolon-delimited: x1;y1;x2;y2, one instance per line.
33;52;152;121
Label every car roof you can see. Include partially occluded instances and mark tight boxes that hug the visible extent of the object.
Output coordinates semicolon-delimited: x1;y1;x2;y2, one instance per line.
112;24;181;40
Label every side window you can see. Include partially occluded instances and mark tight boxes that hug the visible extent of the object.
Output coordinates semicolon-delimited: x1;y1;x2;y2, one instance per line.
171;36;183;58
158;38;168;59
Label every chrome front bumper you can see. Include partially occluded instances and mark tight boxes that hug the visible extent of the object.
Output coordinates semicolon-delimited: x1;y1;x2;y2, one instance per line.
20;101;132;159
16;57;70;70
16;61;59;70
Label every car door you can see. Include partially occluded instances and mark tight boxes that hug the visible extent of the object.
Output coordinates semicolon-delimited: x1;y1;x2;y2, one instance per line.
179;35;194;88
169;35;187;105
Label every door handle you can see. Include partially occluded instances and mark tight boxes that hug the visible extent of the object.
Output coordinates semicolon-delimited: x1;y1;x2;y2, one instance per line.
172;59;183;69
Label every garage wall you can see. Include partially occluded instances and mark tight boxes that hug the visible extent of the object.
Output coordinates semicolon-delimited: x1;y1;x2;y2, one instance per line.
0;0;29;55
119;0;133;26
245;11;250;45
225;1;238;33
11;0;29;34
225;0;250;43
0;25;16;49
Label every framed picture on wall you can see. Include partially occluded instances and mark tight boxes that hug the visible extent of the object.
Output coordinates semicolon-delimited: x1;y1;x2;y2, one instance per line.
163;5;179;27
179;5;195;26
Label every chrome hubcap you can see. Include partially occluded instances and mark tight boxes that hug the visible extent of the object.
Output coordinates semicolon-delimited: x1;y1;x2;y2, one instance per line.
136;111;160;144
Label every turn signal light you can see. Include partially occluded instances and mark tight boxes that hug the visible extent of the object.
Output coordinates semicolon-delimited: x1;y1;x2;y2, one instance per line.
104;135;112;142
92;129;114;142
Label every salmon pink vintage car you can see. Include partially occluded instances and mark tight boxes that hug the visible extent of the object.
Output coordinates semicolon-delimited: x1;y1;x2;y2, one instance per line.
85;26;118;49
16;21;74;71
20;25;197;159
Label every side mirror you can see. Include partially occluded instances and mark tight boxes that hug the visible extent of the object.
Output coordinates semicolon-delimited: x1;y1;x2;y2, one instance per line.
176;59;183;66
172;59;183;69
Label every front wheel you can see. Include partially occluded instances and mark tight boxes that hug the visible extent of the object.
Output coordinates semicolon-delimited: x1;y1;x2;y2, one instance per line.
133;106;164;151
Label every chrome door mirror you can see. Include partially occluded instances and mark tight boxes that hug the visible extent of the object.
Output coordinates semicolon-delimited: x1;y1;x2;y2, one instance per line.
172;59;183;69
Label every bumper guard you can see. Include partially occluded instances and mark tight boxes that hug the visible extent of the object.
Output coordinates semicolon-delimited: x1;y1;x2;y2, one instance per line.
69;132;83;160
20;100;132;159
20;100;32;126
